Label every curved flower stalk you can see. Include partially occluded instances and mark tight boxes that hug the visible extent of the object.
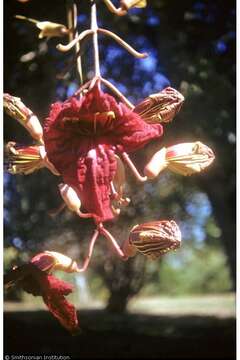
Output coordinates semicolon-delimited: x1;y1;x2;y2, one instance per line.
4;251;80;334
56;0;147;105
57;28;147;59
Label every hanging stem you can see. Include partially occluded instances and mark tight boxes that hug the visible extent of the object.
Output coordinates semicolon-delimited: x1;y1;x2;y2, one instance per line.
66;0;83;85
102;0;127;16
99;224;128;260
76;229;99;272
121;152;148;182
73;3;83;85
91;0;101;78
98;28;148;59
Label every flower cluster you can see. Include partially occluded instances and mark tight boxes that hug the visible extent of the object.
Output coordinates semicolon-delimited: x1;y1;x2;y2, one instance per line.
4;0;215;333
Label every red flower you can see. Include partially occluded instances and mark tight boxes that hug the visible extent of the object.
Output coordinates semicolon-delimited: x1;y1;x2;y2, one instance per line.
4;252;80;334
43;85;163;223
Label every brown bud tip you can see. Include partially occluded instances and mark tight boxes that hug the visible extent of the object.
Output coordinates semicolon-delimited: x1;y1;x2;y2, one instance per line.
129;220;181;260
134;87;184;124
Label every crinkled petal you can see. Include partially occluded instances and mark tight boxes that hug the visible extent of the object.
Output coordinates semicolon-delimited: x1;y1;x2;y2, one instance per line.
43;85;163;222
77;146;117;222
41;274;79;334
4;263;79;334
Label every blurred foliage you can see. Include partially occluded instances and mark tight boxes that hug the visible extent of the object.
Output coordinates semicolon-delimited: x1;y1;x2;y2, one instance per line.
4;0;235;310
143;245;232;296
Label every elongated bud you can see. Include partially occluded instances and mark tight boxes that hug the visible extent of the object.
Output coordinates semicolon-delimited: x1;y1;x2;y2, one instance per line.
5;142;45;175
15;16;68;39
58;183;81;213
134;87;184;124
120;0;147;10
36;21;69;39
113;155;126;196
166;142;215;176
144;147;167;179
4;93;43;143
129;220;181;260
112;155;130;207
31;251;80;273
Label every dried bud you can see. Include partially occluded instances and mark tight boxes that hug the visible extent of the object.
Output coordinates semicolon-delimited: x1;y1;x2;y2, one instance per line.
120;0;147;10
58;183;81;213
166;142;215;176
129;220;181;260
36;21;69;39
31;251;80;273
5;142;45;175
134;87;184;124
4;93;43;142
15;16;68;39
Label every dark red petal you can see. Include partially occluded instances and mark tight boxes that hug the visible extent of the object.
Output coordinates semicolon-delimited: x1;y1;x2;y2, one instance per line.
77;85;163;153
41;274;79;334
111;104;163;153
43;85;163;222
44;274;74;295
77;145;117;223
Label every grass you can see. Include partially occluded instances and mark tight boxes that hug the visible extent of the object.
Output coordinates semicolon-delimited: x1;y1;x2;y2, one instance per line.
5;292;235;318
129;293;235;318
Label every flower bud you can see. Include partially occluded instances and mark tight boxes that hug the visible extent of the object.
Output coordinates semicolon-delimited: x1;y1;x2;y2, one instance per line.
134;87;184;124
4;93;43;142
166;142;215;176
31;251;80;273
129;220;181;260
5;142;45;175
120;0;147;11
58;183;81;213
